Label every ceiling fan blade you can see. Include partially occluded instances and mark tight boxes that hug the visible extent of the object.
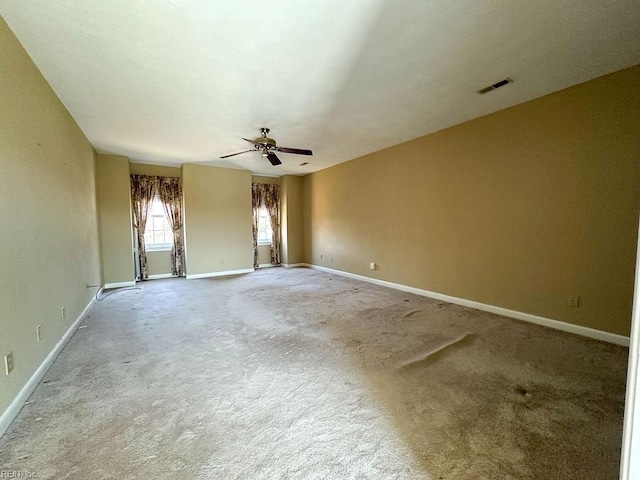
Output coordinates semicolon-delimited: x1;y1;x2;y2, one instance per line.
220;149;254;159
277;147;313;156
242;137;262;147
266;153;282;166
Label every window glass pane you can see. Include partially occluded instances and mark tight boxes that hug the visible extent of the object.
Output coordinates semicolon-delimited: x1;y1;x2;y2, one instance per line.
257;206;272;243
150;196;164;215
142;197;175;247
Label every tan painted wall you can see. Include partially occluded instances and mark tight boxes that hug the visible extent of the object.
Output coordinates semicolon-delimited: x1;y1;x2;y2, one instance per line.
183;164;253;275
303;65;640;336
96;154;134;285
130;163;181;178
257;245;272;265
252;175;280;185
147;250;172;276
281;175;304;265
100;160;255;279
0;18;102;416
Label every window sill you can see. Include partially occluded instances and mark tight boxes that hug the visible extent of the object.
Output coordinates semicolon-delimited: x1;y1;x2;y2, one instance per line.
146;244;172;252
257;241;272;246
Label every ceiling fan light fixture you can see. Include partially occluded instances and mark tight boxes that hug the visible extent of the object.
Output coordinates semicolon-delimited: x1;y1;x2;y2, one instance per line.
220;128;313;166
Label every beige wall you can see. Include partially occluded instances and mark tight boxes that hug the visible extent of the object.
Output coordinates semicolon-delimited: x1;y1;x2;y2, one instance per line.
252;175;280;185
146;250;173;276
183;164;253;276
100;160;260;278
281;175;304;265
303;65;640;336
0;18;102;417
96;154;134;285
130;162;181;178
257;245;272;266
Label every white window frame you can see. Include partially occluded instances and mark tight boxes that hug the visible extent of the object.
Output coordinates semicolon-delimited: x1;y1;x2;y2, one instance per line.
144;196;173;252
257;205;273;246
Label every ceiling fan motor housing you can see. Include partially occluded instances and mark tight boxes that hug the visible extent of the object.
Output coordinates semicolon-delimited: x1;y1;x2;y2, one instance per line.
255;137;276;148
255;129;276;155
256;127;276;151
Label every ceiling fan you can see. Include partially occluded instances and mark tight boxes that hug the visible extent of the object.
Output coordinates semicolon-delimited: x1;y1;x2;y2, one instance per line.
220;128;312;166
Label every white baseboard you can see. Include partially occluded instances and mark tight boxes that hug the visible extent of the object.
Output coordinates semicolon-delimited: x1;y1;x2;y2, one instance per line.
104;280;136;289
282;263;306;268
0;292;99;438
147;274;174;280
306;264;630;347
258;264;277;268
186;268;254;280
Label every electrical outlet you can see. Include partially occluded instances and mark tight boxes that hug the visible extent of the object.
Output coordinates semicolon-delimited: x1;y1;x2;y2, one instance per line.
330;256;334;262
370;262;377;270
4;352;14;375
60;306;66;321
568;295;580;308
36;324;43;342
320;254;323;260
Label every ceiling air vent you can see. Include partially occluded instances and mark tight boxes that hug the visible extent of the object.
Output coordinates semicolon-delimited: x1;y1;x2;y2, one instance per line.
299;162;309;166
477;78;513;94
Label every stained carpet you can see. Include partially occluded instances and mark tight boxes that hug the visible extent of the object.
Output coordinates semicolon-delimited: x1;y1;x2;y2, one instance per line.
0;268;628;479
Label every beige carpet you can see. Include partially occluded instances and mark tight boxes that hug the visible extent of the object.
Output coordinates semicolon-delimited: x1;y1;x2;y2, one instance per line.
0;268;628;479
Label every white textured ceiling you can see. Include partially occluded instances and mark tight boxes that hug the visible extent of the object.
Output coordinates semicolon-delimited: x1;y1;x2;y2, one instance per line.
2;1;639;176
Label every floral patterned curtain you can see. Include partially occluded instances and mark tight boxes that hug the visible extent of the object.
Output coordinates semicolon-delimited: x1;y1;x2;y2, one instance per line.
251;184;262;269
130;175;157;280
157;177;185;277
252;183;280;267
262;184;281;266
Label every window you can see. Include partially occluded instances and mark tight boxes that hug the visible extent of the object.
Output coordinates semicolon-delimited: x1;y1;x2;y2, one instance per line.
257;205;272;245
144;196;173;250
